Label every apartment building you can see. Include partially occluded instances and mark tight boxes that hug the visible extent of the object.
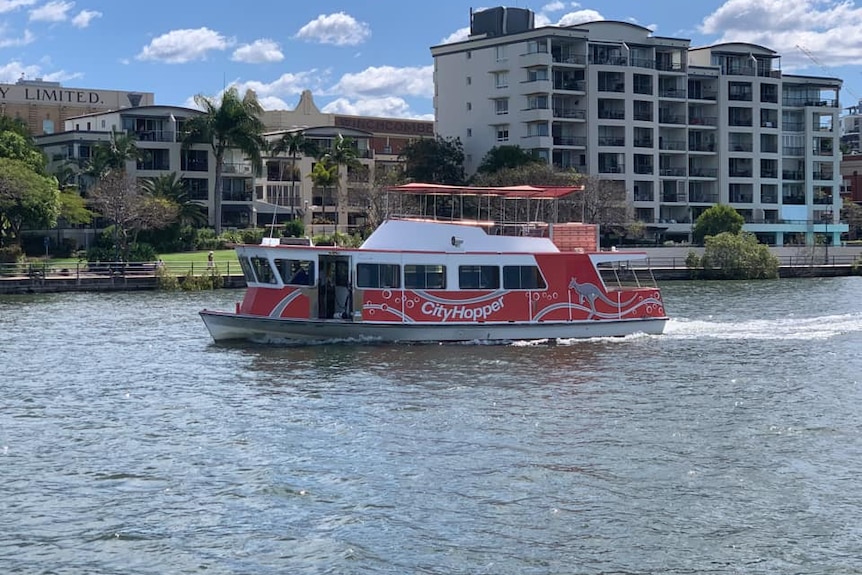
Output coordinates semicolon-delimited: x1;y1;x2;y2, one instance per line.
35;91;434;239
431;6;847;245
1;77;153;136
37;105;254;239
258;90;434;234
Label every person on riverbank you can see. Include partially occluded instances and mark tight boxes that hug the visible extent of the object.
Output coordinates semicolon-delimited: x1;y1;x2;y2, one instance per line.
207;251;214;268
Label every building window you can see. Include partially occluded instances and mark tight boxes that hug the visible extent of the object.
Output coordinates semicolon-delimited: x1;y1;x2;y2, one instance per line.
137;148;170;170
182;149;209;171
466;102;472;111
494;72;509;89
495;98;509;115
467;128;472;137
466;76;471;85
495;45;507;61
496;126;509;142
466;51;471;59
182;177;209;201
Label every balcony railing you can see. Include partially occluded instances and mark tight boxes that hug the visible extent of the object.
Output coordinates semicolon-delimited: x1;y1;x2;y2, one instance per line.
660;167;686;177
598;109;625;120
598;137;625;146
659;139;686;151
689;167;717;177
553;108;586;119
553;136;586;146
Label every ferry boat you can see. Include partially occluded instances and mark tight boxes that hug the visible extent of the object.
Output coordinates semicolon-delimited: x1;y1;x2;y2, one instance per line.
200;218;668;343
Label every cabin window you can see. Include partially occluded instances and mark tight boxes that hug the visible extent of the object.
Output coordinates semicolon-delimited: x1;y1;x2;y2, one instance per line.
404;264;446;289
275;258;315;286
239;256;256;283
250;256;277;284
356;263;401;288
458;265;500;289
502;265;546;289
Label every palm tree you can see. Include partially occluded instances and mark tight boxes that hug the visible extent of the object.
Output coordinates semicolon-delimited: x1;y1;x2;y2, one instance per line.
141;172;207;227
270;130;318;226
308;159;338;231
182;87;266;235
84;130;140;180
319;134;360;231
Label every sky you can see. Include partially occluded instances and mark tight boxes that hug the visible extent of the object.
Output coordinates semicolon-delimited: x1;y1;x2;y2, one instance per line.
3;0;862;120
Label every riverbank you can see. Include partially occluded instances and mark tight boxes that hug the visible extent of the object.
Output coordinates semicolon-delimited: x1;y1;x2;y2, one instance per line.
1;260;858;294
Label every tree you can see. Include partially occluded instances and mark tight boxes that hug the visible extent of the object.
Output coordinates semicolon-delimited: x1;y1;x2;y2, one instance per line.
841;198;862;241
0;130;48;174
58;189;92;227
475;145;542;175
693;231;779;280
182;87;266;235
400;135;465;184
308;160;338;227
88;172;179;260
84;130;141;179
141;172;207;227
577;175;630;226
270;130;318;224
0;158;60;247
319;133;361;228
692;204;744;244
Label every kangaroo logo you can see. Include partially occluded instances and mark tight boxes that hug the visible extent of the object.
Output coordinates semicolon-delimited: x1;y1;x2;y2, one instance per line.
568;277;639;318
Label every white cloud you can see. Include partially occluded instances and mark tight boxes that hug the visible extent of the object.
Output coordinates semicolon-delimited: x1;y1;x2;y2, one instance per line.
71;9;100;28
257;96;291;110
0;0;36;13
329;65;433;98
29;0;73;22
137;28;231;64
0;26;34;47
556;9;604;26
440;26;469;44
232;39;284;63
541;1;566;12
294;12;370;46
184;70;329;111
0;60;79;83
699;0;862;69
320;96;432;119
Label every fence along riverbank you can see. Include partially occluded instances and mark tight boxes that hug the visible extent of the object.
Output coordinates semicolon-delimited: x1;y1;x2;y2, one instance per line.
2;250;861;294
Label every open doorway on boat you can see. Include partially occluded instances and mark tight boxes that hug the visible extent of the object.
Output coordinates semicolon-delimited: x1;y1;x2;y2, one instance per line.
318;255;353;320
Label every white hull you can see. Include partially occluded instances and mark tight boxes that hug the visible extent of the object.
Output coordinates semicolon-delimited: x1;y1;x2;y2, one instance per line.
200;310;667;344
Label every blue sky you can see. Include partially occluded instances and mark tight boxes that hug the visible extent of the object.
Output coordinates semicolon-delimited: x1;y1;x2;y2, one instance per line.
2;0;862;119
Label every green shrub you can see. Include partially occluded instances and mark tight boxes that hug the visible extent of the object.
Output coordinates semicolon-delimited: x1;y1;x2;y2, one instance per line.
239;227;266;245
155;266;179;290
700;232;779;280
282;218;305;238
128;242;157;262
180;266;224;291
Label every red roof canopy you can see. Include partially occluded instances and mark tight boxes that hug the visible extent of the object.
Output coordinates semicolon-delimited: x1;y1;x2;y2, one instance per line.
387;182;583;200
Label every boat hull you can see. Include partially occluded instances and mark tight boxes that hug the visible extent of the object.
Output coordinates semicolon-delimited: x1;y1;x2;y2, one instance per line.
200;309;668;344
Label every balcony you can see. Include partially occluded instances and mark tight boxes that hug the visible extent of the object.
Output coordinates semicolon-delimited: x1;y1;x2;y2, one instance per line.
633;164;654;175
659;139;686;151
598;136;625;146
782;170;805;180
689;142;715;152
223;162;253;175
552;53;586;65
689;116;718;126
597;109;625;120
554;79;585;92
590;55;628;66
659;88;687;98
782;147;805;156
658;113;685;125
813;171;835;180
553;108;586;120
689;167;717;178
660;167;686;177
553;136;586;147
135;130;176;142
689;191;719;203
633;138;654;148
729;169;753;178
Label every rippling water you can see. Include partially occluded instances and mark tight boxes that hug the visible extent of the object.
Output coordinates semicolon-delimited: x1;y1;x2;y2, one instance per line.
2;278;862;574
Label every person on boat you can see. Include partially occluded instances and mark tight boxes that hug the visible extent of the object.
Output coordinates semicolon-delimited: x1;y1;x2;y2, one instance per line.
290;265;309;285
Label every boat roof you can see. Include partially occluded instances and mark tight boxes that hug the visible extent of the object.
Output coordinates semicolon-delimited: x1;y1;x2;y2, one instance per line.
360;219;560;253
386;182;583;199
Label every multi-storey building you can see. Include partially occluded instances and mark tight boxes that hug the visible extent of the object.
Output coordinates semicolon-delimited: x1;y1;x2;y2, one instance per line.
36;105;255;243
1;77;153;136
258;90;434;234
35;91;434;243
432;6;847;245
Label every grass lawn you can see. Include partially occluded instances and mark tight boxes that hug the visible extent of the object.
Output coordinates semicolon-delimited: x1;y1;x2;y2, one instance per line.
45;249;238;268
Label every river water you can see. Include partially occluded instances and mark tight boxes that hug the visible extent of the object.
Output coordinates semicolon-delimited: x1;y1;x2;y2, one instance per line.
2;278;861;574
